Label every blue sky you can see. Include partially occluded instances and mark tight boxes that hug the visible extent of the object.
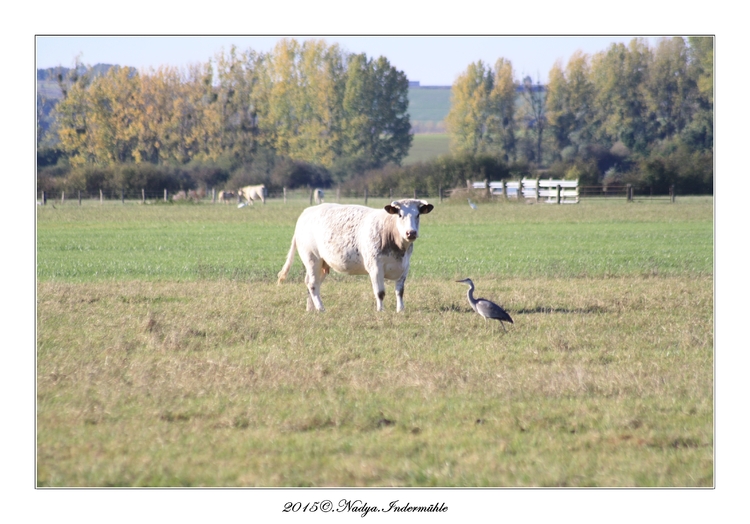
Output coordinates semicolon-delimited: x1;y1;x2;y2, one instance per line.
36;35;664;86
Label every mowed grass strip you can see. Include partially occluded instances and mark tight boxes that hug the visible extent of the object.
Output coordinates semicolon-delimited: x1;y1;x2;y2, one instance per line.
36;197;713;281
36;197;713;486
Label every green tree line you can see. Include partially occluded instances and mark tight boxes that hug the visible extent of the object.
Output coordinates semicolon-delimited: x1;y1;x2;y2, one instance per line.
38;39;411;195
445;37;713;193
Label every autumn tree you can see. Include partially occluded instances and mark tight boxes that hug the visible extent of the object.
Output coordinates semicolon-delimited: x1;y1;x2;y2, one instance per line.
54;64;92;166
256;39;344;166
85;66;143;165
137;66;181;165
446;60;495;155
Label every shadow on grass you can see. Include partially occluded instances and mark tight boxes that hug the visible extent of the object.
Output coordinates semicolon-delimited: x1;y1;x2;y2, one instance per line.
514;306;609;315
439;304;608;315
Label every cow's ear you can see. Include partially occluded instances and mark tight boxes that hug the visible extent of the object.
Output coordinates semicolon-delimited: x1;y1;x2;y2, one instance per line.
385;204;400;215
419;203;434;214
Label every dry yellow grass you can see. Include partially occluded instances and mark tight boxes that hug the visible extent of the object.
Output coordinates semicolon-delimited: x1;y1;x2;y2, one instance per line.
37;275;713;486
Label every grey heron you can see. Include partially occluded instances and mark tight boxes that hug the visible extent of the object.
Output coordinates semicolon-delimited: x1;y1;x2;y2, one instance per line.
456;278;513;331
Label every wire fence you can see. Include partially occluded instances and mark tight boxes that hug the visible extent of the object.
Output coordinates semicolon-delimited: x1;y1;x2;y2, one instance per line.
36;184;680;206
35;186;447;206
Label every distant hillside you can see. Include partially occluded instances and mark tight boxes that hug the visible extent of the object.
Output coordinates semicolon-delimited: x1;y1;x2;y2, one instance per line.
37;63;121;100
408;86;451;134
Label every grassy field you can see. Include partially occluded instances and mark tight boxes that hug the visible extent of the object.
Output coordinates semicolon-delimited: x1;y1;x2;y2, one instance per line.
408;86;451;122
404;133;451;164
36;196;713;487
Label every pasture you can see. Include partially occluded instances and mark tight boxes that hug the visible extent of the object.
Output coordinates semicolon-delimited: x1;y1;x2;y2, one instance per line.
36;196;713;486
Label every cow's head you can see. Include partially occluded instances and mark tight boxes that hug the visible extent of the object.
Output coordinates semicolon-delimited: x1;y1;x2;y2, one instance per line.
384;199;434;243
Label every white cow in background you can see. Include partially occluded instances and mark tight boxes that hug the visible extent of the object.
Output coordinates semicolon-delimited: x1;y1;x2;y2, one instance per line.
277;199;434;312
239;184;266;205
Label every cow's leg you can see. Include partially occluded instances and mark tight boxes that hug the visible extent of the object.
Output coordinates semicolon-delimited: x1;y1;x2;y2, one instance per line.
395;258;411;312
367;263;386;312
395;275;407;312
304;258;326;312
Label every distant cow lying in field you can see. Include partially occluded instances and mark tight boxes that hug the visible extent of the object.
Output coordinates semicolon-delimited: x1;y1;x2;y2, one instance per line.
188;189;205;201
218;190;235;204
277;199;434;312
239;184;266;205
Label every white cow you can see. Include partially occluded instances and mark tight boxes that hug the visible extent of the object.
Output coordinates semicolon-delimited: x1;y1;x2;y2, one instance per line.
277;199;434;312
313;188;324;204
239;184;266;205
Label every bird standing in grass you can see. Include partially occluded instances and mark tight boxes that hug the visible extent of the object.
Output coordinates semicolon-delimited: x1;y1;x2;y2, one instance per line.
468;199;478;210
456;278;513;331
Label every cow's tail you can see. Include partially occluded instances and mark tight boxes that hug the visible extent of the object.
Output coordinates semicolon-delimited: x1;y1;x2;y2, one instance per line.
277;235;297;284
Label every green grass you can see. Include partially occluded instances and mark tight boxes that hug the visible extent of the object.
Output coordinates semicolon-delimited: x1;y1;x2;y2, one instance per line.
36;196;714;487
37;197;713;282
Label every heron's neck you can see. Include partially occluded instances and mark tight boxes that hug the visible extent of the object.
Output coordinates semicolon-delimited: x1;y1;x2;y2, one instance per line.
466;286;476;304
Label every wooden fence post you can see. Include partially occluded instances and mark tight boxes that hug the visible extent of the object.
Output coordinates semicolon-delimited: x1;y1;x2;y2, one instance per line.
364;187;369;205
211;188;216;204
164;189;168;202
78;190;82;206
336;185;340;202
414;188;418;200
283;187;287;203
100;189;103;204
42;191;47;205
438;185;443;203
627;184;632;202
556;184;561;204
484;179;490;200
309;188;314;206
61;191;65;205
670;185;676;203
142;188;146;204
501;180;507;200
121;189;125;204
